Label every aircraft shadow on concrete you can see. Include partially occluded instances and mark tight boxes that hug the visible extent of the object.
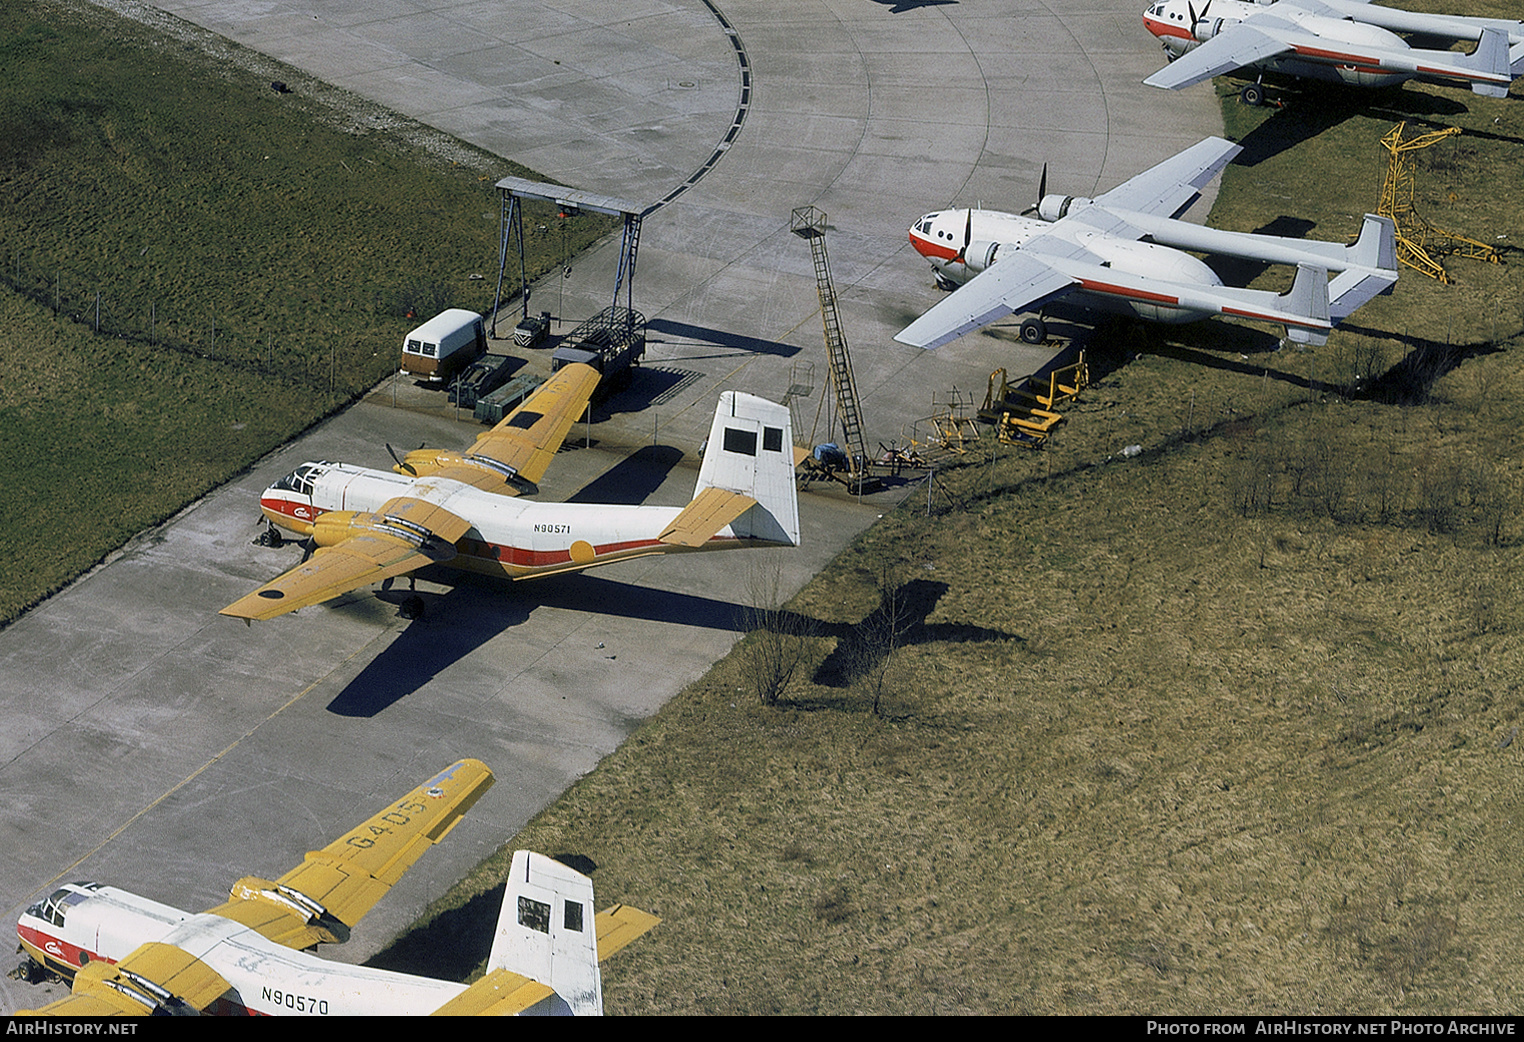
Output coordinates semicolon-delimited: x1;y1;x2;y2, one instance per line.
644;318;801;359
869;0;958;12
367;851;598;977
564;444;686;505
367;881;503;978
326;574;748;717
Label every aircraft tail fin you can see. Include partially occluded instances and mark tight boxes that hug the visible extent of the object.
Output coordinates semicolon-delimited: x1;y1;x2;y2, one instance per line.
1281;263;1331;346
1346;214;1397;274
692;391;800;548
486;851;604;1016
1510;40;1524;78
1462;27;1511;96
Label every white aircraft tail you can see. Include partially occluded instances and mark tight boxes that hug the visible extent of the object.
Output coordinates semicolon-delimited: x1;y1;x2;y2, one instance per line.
1278;263;1331;346
693;391;801;547
1510;40;1524;78
1461;27;1511;96
1345;213;1397;274
1330;214;1399;322
486;851;603;1016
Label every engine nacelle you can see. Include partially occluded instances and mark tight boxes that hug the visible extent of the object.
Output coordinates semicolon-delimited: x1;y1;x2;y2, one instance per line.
1284;10;1406;51
310;510;364;548
396;448;538;495
963;240;1002;274
311;508;459;561
396;449;463;479
1037;194;1093;223
1195;17;1240;42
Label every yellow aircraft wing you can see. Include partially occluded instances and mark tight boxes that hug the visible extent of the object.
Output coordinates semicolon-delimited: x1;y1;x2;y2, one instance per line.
220;495;474;621
19;945;235;1016
208;759;495;950
433;362;600;494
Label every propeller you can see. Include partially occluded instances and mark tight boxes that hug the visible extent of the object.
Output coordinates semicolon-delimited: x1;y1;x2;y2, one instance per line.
1021;164;1049;216
1187;0;1212;39
951;207;973;267
387;442;418;476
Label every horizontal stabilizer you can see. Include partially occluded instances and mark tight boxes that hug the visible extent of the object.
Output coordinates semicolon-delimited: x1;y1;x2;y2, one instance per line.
430;968;556;1016
595;903;662;961
659;487;758;547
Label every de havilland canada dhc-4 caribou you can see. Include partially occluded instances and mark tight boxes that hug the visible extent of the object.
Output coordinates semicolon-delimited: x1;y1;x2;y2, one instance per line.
1142;0;1523;103
895;136;1399;350
221;362;799;621
16;760;659;1016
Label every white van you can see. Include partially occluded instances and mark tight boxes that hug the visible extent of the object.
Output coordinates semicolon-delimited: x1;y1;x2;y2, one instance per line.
400;309;486;382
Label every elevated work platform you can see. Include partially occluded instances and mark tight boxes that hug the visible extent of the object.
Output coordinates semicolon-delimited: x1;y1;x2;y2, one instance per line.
491;177;649;336
980;352;1090;445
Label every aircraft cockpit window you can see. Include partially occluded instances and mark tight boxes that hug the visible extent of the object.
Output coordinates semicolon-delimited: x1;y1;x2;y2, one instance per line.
564;900;584;932
39;885;97;927
272;463;326;497
518;895;551;934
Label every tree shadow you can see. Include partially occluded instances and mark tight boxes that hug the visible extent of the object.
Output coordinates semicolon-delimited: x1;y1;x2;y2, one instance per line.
807;578;1021;688
325;573;750;717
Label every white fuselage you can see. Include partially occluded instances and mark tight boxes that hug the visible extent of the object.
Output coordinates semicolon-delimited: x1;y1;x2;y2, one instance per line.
260;460;760;582
1146;0;1413;87
1143;0;1520;88
909;208;1225;324
17;884;539;1016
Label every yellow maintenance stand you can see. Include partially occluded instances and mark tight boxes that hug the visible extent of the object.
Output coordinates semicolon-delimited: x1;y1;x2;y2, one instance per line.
979;352;1090;445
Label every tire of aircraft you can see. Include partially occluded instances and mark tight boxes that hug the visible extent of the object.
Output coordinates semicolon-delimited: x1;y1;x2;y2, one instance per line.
1241;84;1264;107
1019;318;1046;344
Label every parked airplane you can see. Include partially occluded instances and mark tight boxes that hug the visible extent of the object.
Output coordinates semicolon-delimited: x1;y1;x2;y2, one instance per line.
16;759;658;1016
1142;0;1522;103
221;363;799;621
896;136;1399;350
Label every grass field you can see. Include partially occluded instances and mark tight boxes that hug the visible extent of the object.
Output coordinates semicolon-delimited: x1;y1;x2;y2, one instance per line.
0;0;612;626
373;24;1524;1015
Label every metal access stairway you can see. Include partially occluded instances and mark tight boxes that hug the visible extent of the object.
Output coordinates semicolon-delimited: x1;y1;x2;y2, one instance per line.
791;206;870;487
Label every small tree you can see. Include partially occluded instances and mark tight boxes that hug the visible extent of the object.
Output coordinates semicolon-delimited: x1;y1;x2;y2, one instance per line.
737;559;813;705
849;558;917;717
